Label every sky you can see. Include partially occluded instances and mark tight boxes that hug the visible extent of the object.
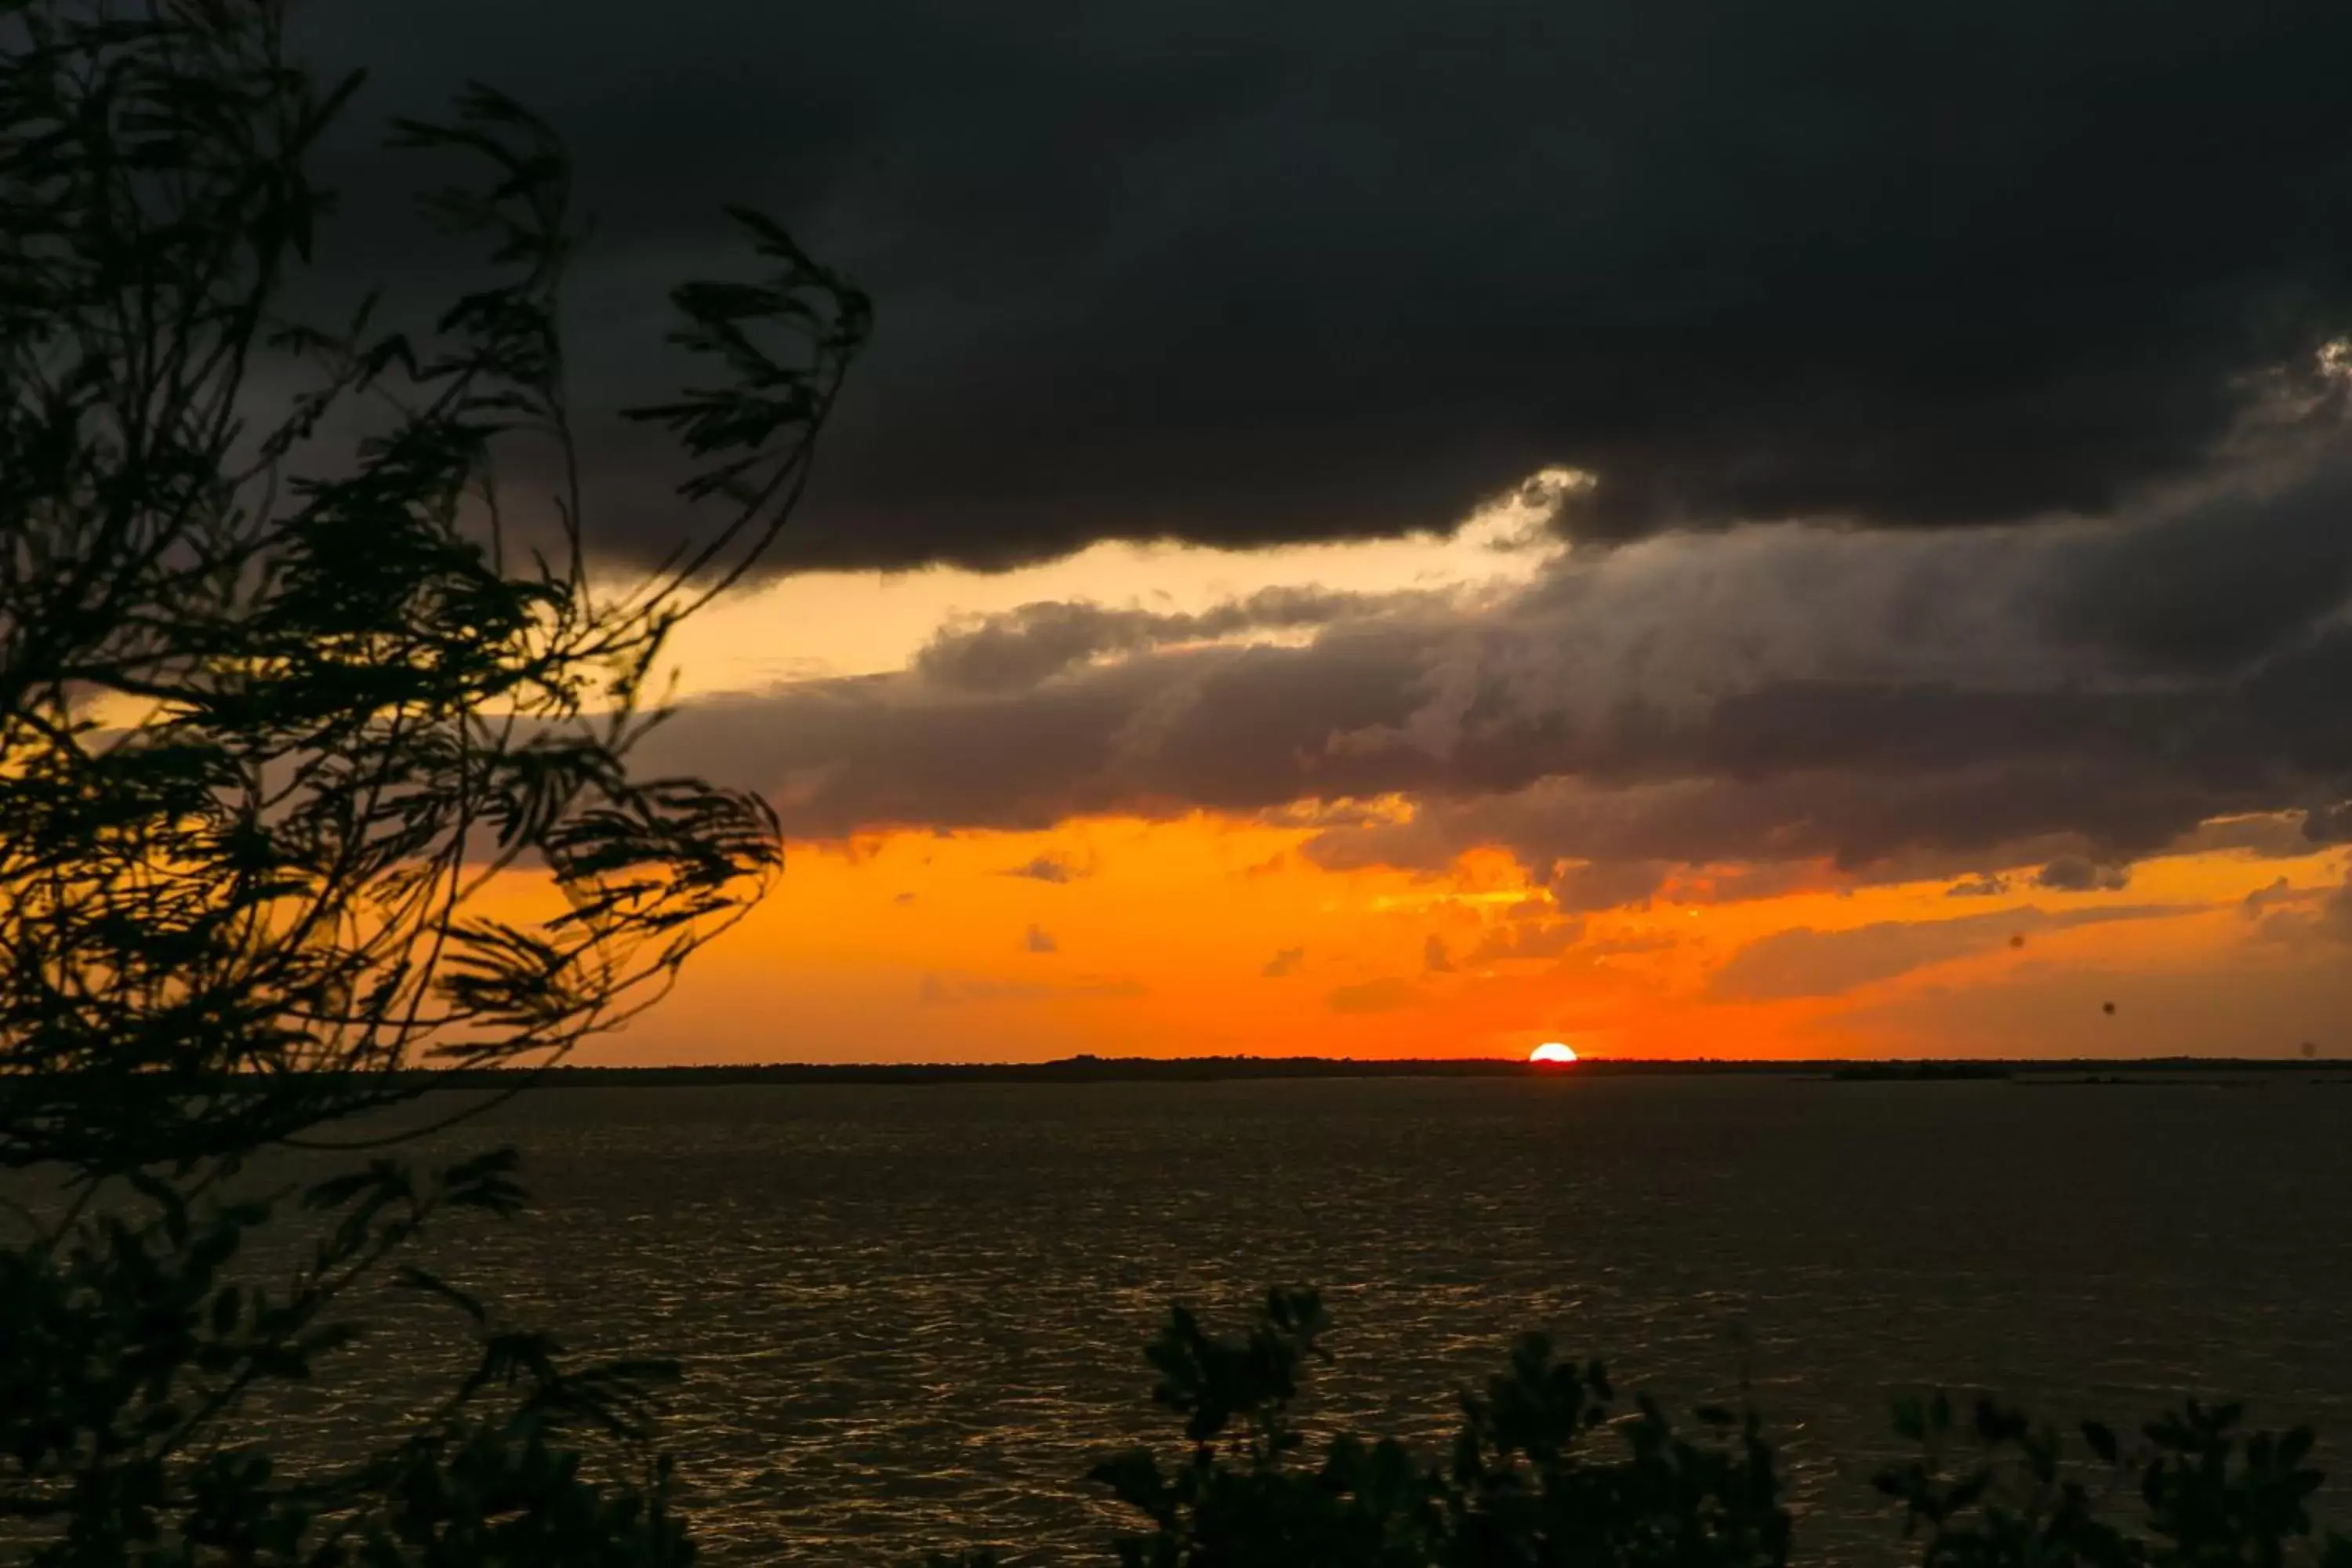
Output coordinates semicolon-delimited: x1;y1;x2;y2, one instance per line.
313;0;2352;1062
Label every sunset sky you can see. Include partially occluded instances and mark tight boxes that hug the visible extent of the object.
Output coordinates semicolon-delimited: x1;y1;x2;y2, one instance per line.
321;1;2352;1062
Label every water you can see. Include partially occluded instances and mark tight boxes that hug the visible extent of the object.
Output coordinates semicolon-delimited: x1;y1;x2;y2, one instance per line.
307;1075;2352;1563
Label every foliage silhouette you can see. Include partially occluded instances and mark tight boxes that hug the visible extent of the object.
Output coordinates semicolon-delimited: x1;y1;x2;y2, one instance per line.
1876;1390;2352;1568
933;1291;2352;1568
1048;1287;1788;1568
0;0;863;1558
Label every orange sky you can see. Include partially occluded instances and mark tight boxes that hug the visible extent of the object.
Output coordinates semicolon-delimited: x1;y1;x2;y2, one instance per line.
503;491;2352;1066
528;810;2352;1065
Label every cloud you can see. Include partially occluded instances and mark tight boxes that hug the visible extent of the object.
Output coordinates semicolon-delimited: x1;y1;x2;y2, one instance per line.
2329;878;2352;942
2241;877;2307;920
2169;813;2329;859
2041;457;2352;673
918;971;1142;1004
1003;852;1084;884
308;0;2352;571
2034;856;2132;893
1022;923;1058;953
1423;935;1455;974
1549;861;1670;915
2243;869;2352;946
1468;919;1587;964
1707;905;2197;1002
1946;874;2009;898
1261;946;1305;978
916;588;1383;692
1584;931;1682;959
1296;763;2277;909
629;503;2352;889
1327;977;1422;1015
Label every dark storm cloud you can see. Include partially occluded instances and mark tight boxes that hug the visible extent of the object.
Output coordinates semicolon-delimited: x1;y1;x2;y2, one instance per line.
2039;452;2352;672
303;0;2352;571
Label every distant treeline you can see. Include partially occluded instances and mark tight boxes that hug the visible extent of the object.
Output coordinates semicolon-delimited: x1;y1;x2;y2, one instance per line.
372;1054;2351;1088
8;1056;2343;1099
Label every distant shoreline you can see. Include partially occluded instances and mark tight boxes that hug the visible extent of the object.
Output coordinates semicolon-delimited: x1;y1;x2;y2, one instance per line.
401;1054;2352;1088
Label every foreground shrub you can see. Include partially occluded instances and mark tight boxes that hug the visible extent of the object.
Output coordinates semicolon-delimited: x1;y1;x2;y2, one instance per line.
937;1289;2352;1568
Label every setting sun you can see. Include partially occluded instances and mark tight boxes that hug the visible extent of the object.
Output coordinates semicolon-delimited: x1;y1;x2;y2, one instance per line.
1530;1042;1579;1064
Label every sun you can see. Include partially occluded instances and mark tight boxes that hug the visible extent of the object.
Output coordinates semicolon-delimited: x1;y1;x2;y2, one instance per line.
1530;1042;1578;1064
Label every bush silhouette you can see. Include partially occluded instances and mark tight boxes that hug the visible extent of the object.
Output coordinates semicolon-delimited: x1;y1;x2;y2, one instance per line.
940;1290;2352;1568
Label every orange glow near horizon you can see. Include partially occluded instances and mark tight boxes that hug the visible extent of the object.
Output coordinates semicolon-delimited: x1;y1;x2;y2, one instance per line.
465;810;2352;1067
458;481;2352;1068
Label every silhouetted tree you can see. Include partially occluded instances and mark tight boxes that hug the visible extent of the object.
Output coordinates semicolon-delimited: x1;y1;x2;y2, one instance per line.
0;0;865;1556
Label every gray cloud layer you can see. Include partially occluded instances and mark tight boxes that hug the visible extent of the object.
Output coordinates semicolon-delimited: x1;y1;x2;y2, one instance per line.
639;449;2352;897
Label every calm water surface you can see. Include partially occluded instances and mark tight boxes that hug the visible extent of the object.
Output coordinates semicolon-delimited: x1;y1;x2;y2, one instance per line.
349;1076;2352;1563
